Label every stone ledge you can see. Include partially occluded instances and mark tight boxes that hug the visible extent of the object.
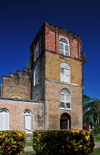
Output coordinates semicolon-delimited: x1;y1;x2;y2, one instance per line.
0;97;44;103
45;78;83;87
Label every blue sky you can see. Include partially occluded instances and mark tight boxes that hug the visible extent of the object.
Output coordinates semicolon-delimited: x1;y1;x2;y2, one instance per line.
0;0;100;98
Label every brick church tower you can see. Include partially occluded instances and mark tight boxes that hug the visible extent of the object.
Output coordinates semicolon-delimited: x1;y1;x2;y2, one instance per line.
30;22;83;130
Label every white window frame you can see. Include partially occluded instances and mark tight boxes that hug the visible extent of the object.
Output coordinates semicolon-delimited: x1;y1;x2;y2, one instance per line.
23;109;34;133
0;108;9;130
59;37;70;56
35;42;39;60
60;62;71;83
60;88;71;110
34;65;39;86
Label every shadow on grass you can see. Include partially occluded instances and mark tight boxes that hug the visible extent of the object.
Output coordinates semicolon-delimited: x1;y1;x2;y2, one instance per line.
90;148;100;155
93;135;100;142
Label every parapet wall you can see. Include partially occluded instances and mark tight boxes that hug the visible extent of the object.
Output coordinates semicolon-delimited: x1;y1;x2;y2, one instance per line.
2;68;31;99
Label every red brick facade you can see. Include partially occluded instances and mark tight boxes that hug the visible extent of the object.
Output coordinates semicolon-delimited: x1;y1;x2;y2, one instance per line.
30;22;82;66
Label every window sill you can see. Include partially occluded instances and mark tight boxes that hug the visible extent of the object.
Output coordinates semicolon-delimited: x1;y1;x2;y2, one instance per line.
25;131;33;133
60;108;72;111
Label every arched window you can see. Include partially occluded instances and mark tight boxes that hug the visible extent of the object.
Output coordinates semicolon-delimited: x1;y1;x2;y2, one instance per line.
60;62;70;83
35;42;39;60
59;38;70;56
0;108;9;130
23;109;34;132
60;88;71;110
34;65;39;86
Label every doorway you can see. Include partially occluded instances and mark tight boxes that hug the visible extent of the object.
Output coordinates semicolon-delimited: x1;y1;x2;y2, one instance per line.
60;113;71;129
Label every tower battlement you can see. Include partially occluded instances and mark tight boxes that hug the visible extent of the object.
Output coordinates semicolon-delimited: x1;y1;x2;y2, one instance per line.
30;21;82;67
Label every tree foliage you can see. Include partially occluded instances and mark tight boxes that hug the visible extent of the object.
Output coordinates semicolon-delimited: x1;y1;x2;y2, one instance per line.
82;52;88;65
83;95;92;126
83;95;100;126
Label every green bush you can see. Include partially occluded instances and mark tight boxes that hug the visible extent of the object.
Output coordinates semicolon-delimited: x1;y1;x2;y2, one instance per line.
33;129;94;155
0;131;26;155
92;123;100;134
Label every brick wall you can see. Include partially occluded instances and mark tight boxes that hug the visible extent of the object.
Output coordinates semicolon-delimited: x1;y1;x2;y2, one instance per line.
2;68;31;99
45;51;82;85
30;21;82;65
44;51;83;129
45;80;83;129
30;22;83;130
0;98;44;131
32;53;45;101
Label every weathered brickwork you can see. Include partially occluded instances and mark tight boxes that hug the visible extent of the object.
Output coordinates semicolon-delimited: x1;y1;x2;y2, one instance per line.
45;80;82;129
45;51;82;85
1;22;83;131
30;21;82;65
2;68;31;99
32;53;45;100
0;98;43;130
31;22;83;130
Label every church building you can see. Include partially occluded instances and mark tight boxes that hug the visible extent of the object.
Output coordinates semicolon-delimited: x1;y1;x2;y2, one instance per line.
0;22;83;138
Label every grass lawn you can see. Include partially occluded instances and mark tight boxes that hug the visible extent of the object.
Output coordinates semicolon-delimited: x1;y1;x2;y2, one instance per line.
22;151;36;155
26;142;33;146
93;135;100;142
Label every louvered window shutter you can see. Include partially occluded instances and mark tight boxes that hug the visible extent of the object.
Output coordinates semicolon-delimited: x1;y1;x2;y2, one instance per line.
65;69;70;83
60;43;64;55
31;115;34;131
66;95;71;102
0;114;3;130
60;88;71;109
25;116;31;132
5;113;9;130
60;68;65;81
65;94;71;108
60;94;64;102
65;44;69;56
60;94;65;108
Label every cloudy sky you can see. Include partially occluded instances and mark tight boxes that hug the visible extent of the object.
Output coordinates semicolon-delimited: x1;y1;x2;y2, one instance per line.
0;0;100;98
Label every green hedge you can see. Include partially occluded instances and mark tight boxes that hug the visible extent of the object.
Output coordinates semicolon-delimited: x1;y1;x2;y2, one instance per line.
0;131;26;155
33;129;94;155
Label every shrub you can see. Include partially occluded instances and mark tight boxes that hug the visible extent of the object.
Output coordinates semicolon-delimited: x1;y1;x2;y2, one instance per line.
92;123;100;134
83;126;89;131
0;131;26;155
33;129;94;155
